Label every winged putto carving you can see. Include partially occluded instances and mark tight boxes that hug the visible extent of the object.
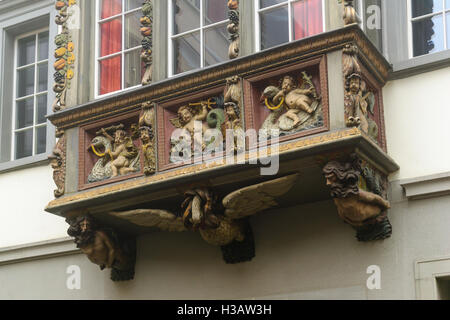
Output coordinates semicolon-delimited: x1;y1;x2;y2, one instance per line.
110;173;299;263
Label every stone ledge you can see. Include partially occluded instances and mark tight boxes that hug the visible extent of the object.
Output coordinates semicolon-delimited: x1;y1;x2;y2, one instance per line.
0;237;79;266
400;172;450;200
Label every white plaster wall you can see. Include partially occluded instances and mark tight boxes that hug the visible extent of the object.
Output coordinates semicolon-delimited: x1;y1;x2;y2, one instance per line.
383;67;450;181
1;193;450;300
0;164;67;248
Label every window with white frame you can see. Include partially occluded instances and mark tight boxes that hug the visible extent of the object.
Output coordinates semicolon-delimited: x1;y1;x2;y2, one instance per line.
409;0;450;57
169;0;230;76
255;0;325;51
95;0;143;96
12;29;49;160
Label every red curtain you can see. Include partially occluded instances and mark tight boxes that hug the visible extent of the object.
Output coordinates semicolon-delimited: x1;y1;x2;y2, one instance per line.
293;0;323;40
100;0;122;95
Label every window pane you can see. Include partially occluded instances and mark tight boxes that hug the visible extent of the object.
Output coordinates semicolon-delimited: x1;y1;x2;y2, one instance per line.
36;126;47;154
38;31;49;61
125;11;141;49
173;0;200;35
100;56;122;95
37;63;48;93
125;49;142;88
17;35;35;67
204;0;228;25
36;94;47;124
100;18;122;56
447;0;450;10
413;14;444;57
15;129;33;159
412;0;443;18
100;0;122;19
293;0;323;40
125;0;141;11
204;24;228;66
173;32;201;74
16;98;34;129
17;66;35;97
260;6;289;50
260;0;286;9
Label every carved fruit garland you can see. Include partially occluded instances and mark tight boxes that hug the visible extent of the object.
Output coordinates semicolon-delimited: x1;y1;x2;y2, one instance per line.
338;0;360;26
141;0;153;85
227;0;239;59
53;0;76;112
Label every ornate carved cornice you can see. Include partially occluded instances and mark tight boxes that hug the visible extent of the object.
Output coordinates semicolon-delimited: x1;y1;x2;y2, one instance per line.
47;25;391;131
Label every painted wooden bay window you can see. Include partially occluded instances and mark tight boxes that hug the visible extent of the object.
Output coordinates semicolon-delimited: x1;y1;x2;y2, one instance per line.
409;0;450;57
169;0;230;76
255;0;324;51
13;29;49;160
95;0;143;96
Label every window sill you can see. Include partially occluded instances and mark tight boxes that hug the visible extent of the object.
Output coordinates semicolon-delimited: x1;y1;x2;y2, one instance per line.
390;50;450;80
0;153;50;174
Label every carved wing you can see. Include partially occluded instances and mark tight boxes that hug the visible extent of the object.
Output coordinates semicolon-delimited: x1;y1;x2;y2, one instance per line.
109;209;187;232
223;173;299;220
169;117;182;129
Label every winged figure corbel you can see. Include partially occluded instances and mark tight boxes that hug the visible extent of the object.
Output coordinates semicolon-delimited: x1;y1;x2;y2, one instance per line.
110;173;299;263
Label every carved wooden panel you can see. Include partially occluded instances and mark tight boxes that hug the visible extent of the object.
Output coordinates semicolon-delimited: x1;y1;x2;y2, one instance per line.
78;111;143;190
243;55;329;145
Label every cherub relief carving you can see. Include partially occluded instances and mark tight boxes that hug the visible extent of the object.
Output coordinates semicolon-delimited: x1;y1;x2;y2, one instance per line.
323;155;392;241
110;174;298;263
169;97;226;161
260;72;322;135
66;214;136;281
88;124;140;183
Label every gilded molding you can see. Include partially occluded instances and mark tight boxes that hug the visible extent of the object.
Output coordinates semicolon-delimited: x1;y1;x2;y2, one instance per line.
52;0;76;112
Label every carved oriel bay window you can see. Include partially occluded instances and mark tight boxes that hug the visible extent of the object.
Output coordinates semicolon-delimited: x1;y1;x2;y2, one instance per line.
47;24;398;281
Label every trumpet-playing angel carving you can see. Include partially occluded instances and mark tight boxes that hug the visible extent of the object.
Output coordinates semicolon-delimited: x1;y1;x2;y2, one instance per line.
110;173;299;263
